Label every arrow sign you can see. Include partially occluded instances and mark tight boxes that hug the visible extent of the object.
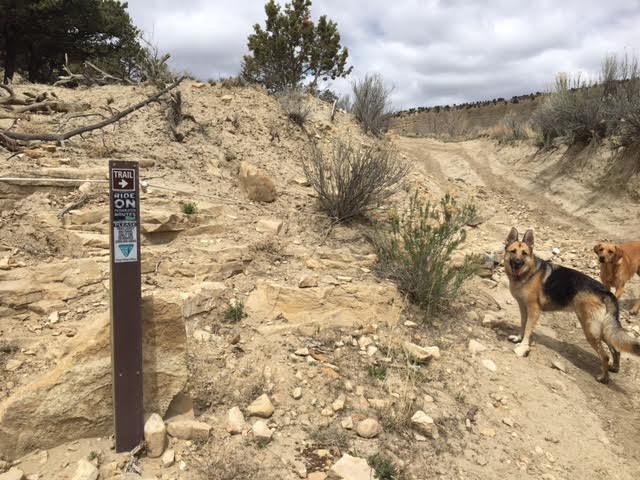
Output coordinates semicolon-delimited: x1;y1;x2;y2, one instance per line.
112;168;135;191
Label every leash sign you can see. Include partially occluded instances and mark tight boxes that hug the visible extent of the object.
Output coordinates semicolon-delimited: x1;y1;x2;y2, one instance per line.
108;160;143;453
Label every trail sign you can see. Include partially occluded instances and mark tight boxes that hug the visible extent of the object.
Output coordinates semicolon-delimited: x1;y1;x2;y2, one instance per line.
109;160;143;452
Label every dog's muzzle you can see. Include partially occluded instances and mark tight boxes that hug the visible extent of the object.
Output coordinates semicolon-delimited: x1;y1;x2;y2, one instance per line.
510;259;524;271
599;256;605;263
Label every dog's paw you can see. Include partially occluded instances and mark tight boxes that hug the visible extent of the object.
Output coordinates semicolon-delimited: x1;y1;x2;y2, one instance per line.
513;343;530;357
508;334;522;344
630;308;639;316
596;373;609;384
608;364;620;373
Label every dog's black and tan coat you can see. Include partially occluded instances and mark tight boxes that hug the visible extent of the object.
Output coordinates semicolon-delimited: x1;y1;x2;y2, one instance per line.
504;227;640;383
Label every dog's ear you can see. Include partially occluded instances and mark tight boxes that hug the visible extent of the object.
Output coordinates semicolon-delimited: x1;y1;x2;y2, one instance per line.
505;227;519;247
593;243;602;254
522;229;534;249
614;246;624;264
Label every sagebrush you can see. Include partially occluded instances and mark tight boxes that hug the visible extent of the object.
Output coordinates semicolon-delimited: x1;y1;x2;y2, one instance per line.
352;73;393;135
490;113;530;143
531;73;606;146
532;54;640;148
302;138;409;222
373;193;479;320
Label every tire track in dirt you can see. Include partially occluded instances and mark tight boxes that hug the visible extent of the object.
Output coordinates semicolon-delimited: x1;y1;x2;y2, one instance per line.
395;135;640;475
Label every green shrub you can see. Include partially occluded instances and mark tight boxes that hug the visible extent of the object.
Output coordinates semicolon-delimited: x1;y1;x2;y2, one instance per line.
367;364;387;381
368;453;405;480
224;299;247;322
181;202;197;215
373;193;479;320
302;138;409;222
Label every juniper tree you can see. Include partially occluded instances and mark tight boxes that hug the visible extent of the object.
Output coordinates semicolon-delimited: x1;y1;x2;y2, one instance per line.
242;0;352;92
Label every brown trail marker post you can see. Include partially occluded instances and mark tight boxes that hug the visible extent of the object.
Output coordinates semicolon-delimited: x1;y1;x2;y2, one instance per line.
109;160;144;452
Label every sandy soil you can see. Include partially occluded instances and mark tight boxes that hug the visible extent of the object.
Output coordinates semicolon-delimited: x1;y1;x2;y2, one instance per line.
1;81;639;480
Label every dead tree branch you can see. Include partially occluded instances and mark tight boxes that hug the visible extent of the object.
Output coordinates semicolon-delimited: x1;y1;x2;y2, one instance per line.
166;90;203;142
0;77;184;148
330;99;337;122
54;54;133;87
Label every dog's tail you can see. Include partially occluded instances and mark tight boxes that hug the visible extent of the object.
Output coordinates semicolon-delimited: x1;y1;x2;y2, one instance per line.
602;292;640;355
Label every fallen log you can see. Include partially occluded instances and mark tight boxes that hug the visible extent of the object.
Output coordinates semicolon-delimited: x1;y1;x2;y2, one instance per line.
0;77;184;147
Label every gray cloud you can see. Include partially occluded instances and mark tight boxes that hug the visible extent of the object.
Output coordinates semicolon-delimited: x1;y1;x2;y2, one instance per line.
127;0;640;109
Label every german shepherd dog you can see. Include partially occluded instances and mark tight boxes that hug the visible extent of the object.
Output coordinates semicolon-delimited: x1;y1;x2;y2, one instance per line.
504;227;640;383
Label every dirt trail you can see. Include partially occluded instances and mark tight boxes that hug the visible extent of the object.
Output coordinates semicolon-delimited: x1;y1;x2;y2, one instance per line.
395;135;640;479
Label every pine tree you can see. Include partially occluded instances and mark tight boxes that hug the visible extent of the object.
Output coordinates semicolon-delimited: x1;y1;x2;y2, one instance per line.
242;0;352;92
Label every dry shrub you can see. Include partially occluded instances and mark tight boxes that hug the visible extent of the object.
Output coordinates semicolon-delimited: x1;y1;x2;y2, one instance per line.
415;109;472;139
310;424;349;451
352;73;393;135
337;94;352;112
302;138;409;222
194;445;270;480
532;73;607;146
278;88;312;126
373;193;479;320
219;75;250;89
489;113;530;143
603;54;640;148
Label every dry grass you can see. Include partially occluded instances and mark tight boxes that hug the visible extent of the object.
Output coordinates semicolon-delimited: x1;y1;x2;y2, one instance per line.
487;113;532;144
194;445;268;480
310;423;350;451
278;88;312;127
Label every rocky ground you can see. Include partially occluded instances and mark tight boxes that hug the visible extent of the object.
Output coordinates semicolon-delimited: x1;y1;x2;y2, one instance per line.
1;80;640;480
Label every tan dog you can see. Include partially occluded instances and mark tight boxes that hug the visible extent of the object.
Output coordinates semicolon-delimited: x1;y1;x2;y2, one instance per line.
594;241;640;314
505;228;640;383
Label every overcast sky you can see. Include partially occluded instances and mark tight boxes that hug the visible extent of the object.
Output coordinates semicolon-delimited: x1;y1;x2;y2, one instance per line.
127;0;640;110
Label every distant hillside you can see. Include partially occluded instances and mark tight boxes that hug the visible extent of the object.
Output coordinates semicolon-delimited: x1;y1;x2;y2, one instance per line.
391;92;546;137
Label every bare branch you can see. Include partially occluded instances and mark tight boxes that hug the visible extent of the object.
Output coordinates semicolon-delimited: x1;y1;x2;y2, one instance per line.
0;77;184;146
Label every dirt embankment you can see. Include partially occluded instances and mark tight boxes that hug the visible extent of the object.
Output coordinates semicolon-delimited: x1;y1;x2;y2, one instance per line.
0;81;639;480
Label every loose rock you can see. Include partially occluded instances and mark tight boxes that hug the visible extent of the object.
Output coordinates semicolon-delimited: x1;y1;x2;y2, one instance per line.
247;394;275;418
227;406;246;434
70;459;98;480
329;454;375;480
298;275;319;288
551;359;567;373
256;218;283;234
403;342;440;363
411;410;435;436
252;420;273;443
161;449;175;468
468;339;487;355
166;419;211;440
0;468;25;480
4;359;22;372
292;387;303;400
482;359;497;372
144;413;166;458
356;418;382;438
332;394;346;412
